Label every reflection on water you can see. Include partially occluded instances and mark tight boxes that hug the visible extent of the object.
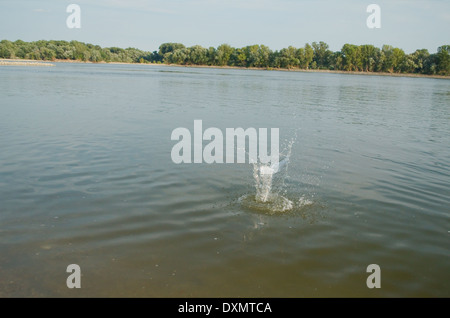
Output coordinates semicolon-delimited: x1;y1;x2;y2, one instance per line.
0;63;449;297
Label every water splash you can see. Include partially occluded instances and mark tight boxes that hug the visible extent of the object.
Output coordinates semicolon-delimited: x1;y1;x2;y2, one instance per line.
240;137;312;214
253;157;289;202
253;137;293;202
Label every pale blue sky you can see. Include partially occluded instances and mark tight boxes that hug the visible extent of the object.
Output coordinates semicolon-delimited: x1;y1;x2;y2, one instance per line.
0;0;448;53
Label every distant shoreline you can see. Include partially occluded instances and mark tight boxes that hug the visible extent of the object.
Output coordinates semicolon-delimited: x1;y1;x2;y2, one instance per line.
161;63;450;80
1;58;449;80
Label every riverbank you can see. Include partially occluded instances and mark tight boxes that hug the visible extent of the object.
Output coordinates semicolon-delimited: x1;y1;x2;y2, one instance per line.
54;59;450;79
1;58;448;79
163;63;450;80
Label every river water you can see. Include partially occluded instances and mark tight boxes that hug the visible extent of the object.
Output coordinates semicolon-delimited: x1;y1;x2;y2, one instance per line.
0;63;448;297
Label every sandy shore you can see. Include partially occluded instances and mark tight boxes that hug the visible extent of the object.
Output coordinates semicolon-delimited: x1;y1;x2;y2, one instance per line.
0;59;54;66
1;58;448;79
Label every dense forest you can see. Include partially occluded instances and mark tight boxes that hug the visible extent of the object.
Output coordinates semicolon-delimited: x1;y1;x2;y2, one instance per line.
1;39;449;75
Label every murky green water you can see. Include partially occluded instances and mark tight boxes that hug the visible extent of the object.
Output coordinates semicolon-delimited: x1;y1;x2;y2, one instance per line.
0;63;449;297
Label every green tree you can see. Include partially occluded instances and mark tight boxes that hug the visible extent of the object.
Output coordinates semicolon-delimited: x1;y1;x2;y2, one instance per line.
256;45;272;68
125;47;146;63
400;54;417;74
278;46;299;68
303;43;314;69
391;47;406;73
71;41;90;60
312;41;332;69
230;47;247;67
409;49;429;74
423;54;438;75
187;45;208;65
159;43;185;63
167;48;188;64
13;40;32;58
149;51;162;63
294;44;314;69
216;44;233;66
40;47;56;60
359;44;379;72
341;43;360;71
380;45;395;72
436;45;450;75
90;49;102;62
269;50;281;68
328;51;344;70
81;50;91;62
0;40;15;58
206;46;216;65
243;45;259;67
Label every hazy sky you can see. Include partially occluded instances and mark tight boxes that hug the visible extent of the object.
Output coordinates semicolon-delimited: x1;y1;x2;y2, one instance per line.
0;0;449;53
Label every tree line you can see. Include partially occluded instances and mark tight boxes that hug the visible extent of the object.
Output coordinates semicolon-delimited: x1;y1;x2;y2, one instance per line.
1;39;449;75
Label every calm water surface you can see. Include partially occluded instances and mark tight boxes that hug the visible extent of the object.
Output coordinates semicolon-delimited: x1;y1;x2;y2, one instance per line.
0;63;449;297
